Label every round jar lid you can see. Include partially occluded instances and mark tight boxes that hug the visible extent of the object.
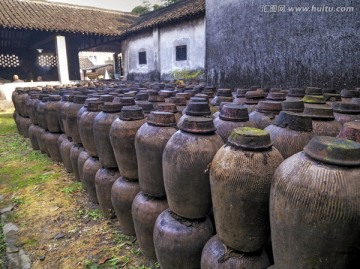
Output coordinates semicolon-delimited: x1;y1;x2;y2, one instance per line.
178;116;216;134
120;106;144;121
185;102;211;116
175;93;191;100
135;93;149;101
288;88;305;97
303;104;334;119
236;88;251;97
87;100;104;112
190;97;209;103
322;88;336;94
210;96;234;106
341;89;359;98
305;87;322;95
147;111;176;127
135;101;154;113
148;95;165;102
159;90;175;98
228;127;272;150
84;97;99;107
99;94;114;102
73;95;87;104
156;103;178;113
304;136;360;166
302;95;326;104
220;104;249;121
282;100;304;113
266;92;286;101
169;97;187;106
256;101;282;113
102;102;123;113
274;111;313;131
119;97;136;106
48;95;61;101
216;88;233;97
332;102;360;114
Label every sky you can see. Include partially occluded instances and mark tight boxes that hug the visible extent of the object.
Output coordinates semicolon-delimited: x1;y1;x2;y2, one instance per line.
47;0;163;12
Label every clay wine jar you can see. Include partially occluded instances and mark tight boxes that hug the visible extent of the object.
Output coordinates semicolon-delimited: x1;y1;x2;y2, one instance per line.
270;136;360;269
210;127;283;252
59;137;74;173
163;116;224;219
109;106;146;179
78;100;104;157
66;95;87;143
337;120;360;142
93;102;122;168
265;111;314;159
153;209;214;269
131;192;169;259
43;132;62;162
201;235;270;269
111;176;141;235
249;101;282;129
332;102;360;125
59;94;73;137
44;95;62;133
36;96;49;130
70;143;84;181
135;111;177;197
82;156;101;204
95;168;120;218
28;124;40;150
77;150;90;189
214;104;256;142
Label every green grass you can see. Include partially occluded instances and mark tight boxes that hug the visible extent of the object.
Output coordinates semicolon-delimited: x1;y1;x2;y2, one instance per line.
60;182;83;195
0;223;7;268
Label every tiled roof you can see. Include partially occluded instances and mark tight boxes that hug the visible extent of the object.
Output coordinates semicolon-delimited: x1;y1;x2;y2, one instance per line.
0;0;137;36
123;0;205;35
79;57;94;70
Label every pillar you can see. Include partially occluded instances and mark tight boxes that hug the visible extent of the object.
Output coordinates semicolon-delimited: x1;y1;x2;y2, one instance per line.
55;36;70;84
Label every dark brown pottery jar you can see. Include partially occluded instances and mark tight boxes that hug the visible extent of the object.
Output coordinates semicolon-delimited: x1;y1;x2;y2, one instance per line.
93;102;122;168
214;104;256;142
59;137;74;173
286;88;305;101
201;235;270;269
70;143;84;182
28;124;40;150
66;95;87;143
111;176;141;235
43;132;62;162
109;106;146;180
270;136;360;269
303;104;341;137
249;101;282;129
265;112;314;159
332;102;360;125
337;120;360;142
27;93;40;125
132;192;169;259
78;100;104;157
17;115;31;138
36;96;49;130
135;112;177;197
210;127;283;252
341;89;359;103
178;101;212;126
78;150;90;190
155;103;181;122
44;95;62;133
95;168;120;218
82;157;101;204
59;94;74;137
153;209;214;269
163;117;224;219
281;100;304;113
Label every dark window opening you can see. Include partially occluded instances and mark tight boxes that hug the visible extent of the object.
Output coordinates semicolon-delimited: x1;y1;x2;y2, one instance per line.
139;51;147;65
176;45;187;61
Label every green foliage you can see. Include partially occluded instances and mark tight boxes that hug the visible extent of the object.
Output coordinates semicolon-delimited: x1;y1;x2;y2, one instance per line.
60;182;83;195
0;223;6;268
77;209;103;221
171;68;205;80
131;0;181;15
131;5;150;15
161;0;181;5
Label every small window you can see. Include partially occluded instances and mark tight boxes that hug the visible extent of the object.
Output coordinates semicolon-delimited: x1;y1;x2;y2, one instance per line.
176;45;187;61
139;51;147;65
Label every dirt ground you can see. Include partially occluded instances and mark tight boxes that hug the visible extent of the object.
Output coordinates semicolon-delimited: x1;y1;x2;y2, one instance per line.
0;110;157;269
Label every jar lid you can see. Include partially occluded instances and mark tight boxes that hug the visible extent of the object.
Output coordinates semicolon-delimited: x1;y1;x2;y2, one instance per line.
219;104;249;121
256;101;282;113
184;89;197;97
302;95;326;104
73;95;87;104
322;88;336;94
119;97;136;106
156;103;178;113
274;111;313;131
135;101;154;113
124;91;137;97
87;100;104;112
147;111;176;127
228;127;272;150
62;94;73;102
102;102;123;113
304;136;360;166
282;100;304;113
337;121;360;142
169;97;187;106
48;95;61;102
148;95;165;102
266;92;286;101
147;90;159;96
120;106;144;121
195;93;209;98
288;88;305;97
178;116;216;134
84;97;99;107
303;104;334;119
210;96;234;106
245;90;266;99
332;102;360;114
185;102;212;116
341;89;359;98
216;88;233;97
159;90;175;98
175;93;190;100
99;94;114;102
250;85;261;91
190;97;209;103
30;93;40;100
236;88;251;97
305;87;322;95
135;93;149;101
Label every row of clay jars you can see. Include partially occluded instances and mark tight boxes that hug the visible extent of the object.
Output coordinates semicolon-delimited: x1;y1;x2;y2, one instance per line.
209;128;283;254
270;136;360;269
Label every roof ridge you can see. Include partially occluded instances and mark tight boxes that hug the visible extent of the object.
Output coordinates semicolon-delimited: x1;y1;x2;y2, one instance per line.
15;0;138;16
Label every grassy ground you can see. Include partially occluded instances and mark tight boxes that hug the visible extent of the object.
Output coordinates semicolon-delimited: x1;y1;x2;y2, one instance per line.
0;110;159;269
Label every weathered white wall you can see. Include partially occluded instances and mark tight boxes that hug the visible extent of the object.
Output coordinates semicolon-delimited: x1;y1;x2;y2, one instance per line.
121;16;205;80
159;17;205;76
